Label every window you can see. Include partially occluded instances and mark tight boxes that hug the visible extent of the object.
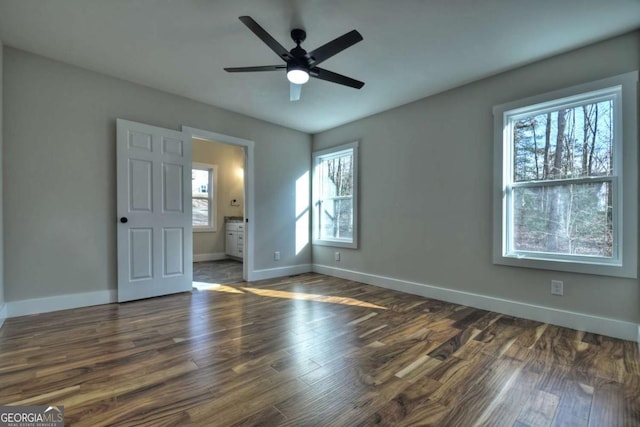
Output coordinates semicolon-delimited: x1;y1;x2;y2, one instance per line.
493;72;637;278
312;141;359;248
192;163;217;232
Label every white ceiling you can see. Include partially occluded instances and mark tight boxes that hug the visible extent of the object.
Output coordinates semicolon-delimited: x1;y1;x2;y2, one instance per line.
0;1;639;134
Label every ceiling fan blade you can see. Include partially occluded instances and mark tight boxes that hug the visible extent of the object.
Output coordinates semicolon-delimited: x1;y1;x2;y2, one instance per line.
310;67;364;89
308;30;363;66
238;16;292;62
224;65;286;72
290;83;302;101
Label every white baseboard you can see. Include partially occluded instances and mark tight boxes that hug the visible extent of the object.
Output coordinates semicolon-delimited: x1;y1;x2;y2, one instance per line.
250;264;312;281
3;263;311;318
0;303;6;329
4;268;636;343
193;252;228;262
313;264;638;342
7;290;117;318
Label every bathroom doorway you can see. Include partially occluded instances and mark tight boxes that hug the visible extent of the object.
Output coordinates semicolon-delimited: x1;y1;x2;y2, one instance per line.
183;126;254;287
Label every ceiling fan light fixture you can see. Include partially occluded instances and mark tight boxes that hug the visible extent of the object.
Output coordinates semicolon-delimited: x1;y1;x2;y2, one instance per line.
287;67;309;84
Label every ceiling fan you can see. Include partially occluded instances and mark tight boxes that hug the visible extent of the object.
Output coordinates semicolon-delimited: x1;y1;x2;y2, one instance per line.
224;16;364;101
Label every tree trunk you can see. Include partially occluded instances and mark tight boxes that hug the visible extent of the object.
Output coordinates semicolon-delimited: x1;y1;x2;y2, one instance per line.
588;105;598;175
540;113;553;214
582;106;589;174
531;122;540;179
547;109;567;252
551;110;566;179
605;103;612;255
543;113;552;179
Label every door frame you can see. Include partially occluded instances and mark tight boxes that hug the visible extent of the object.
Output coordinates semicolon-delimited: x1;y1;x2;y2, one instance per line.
182;126;255;282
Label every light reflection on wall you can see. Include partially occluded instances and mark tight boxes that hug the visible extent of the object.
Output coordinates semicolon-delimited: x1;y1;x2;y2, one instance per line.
295;171;310;255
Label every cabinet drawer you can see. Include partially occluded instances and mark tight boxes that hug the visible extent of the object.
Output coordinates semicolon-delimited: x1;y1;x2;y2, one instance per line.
226;222;245;232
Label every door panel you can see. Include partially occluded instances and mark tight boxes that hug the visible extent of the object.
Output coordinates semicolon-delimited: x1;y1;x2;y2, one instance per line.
129;159;153;212
163;136;184;156
163;228;184;276
129;130;153;151
163;163;183;212
130;228;153;280
117;119;192;302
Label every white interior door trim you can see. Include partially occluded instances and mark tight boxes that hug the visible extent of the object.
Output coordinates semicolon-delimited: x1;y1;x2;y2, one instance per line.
182;126;255;282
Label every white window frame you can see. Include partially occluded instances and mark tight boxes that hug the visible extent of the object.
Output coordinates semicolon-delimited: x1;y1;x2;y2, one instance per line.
492;71;637;278
192;162;218;233
312;141;359;249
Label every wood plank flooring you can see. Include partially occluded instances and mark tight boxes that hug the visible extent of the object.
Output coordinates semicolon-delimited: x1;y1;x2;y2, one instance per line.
1;273;638;426
193;260;243;285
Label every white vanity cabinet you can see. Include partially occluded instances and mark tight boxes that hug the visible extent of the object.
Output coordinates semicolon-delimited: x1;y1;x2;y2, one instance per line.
225;222;244;259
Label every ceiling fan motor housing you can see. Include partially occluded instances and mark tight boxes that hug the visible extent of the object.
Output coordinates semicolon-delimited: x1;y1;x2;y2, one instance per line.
290;29;306;44
289;29;311;71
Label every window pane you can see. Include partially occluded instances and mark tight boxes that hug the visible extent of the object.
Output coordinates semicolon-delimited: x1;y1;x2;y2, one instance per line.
512;182;613;257
192;169;209;197
319;198;353;240
513;99;614;182
320;151;354;198
192;198;209;226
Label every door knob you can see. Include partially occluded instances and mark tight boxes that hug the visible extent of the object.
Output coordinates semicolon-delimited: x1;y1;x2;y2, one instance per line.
120;217;128;223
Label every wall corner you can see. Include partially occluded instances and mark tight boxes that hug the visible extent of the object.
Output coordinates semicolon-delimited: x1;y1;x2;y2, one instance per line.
0;39;5;326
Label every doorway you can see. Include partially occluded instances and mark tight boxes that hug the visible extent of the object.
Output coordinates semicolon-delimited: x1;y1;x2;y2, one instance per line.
183;126;255;286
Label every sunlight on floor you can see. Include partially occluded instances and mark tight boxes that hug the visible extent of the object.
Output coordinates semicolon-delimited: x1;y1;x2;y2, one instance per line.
193;282;245;294
199;282;386;310
474;367;523;426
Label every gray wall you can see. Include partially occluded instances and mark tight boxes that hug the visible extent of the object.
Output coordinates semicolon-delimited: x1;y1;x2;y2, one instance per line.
3;47;311;302
0;40;4;312
312;31;640;323
192;138;244;256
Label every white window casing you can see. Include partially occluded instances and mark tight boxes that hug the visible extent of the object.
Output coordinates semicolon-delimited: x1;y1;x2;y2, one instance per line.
312;141;359;249
492;71;637;278
192;163;217;232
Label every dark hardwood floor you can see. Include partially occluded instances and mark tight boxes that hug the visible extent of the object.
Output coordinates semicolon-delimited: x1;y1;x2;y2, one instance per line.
0;273;638;426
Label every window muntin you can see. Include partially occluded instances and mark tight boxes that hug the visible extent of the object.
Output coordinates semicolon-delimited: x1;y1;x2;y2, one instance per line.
312;142;358;248
192;164;216;231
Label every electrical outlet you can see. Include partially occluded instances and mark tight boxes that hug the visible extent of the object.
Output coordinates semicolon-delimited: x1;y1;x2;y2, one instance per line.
551;280;563;296
274;251;280;261
335;252;340;262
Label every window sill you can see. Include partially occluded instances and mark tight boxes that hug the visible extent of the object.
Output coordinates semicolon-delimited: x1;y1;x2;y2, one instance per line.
493;253;636;279
194;227;217;233
313;239;357;249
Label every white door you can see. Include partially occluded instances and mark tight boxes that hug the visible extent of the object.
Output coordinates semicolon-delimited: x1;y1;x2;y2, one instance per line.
116;119;192;302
